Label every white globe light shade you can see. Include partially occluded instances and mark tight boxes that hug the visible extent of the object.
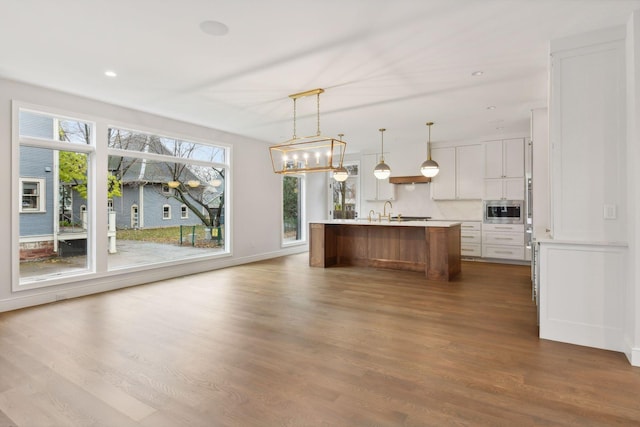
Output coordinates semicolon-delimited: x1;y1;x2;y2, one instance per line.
374;161;391;179
333;166;349;182
420;159;440;178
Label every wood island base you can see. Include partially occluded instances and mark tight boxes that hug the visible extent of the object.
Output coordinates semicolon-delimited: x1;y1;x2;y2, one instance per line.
309;222;461;281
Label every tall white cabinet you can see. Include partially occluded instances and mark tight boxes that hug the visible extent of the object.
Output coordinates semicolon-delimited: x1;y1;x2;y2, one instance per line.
538;26;628;356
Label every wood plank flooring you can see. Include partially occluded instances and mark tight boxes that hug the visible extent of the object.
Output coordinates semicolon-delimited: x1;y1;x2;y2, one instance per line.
1;254;640;426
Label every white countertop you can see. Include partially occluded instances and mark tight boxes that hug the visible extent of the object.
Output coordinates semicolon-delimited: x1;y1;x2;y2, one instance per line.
311;220;462;228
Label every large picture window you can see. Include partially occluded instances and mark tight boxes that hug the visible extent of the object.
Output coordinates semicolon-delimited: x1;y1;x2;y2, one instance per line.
106;128;228;271
14;105;230;288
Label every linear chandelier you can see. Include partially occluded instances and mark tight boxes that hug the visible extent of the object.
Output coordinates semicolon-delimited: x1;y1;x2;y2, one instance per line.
269;88;346;175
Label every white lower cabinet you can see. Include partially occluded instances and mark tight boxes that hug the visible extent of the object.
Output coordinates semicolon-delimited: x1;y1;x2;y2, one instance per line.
460;221;481;258
482;223;525;260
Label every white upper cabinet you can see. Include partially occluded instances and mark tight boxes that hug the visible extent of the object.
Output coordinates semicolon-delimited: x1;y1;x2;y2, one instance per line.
456;144;484;199
485;138;524;179
430;147;456;199
431;144;483;200
504;139;525;178
483;138;525;200
484;140;504;178
362;152;395;201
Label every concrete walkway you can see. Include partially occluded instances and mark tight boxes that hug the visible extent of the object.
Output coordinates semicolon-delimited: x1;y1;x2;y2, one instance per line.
20;240;225;279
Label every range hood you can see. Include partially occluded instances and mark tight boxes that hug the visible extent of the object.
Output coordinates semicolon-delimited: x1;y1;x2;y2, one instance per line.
388;175;431;184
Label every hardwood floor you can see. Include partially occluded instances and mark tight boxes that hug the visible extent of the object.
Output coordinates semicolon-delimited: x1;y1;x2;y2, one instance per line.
1;254;640;426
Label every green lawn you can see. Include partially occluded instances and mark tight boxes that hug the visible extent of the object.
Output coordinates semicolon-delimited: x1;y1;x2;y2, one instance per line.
117;225;223;247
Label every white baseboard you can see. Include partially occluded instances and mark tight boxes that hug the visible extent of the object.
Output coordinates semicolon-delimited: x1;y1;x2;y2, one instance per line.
623;336;640;367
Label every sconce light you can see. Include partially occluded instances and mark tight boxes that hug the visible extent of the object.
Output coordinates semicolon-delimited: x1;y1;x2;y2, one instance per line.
374;128;391;180
187;180;200;188
420;122;440;178
167;181;180;188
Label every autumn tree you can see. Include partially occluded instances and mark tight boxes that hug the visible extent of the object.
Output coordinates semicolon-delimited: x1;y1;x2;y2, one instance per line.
108;129;226;232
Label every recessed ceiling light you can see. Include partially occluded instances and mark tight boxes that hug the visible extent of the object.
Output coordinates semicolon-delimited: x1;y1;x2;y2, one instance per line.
487;105;496;110
200;20;229;36
471;71;484;76
104;70;117;78
495;126;504;130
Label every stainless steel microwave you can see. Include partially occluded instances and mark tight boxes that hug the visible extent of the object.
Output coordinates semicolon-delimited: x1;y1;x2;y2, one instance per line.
483;200;524;224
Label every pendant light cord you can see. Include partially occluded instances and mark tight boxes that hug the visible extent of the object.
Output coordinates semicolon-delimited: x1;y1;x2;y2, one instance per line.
292;98;297;139
427;122;433;160
316;92;321;136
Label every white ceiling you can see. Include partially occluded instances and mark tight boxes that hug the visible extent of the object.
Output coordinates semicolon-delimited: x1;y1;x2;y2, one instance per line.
2;0;639;154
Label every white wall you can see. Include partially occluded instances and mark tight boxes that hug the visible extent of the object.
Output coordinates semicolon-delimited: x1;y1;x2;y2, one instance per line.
625;11;640;366
0;78;309;312
306;173;329;222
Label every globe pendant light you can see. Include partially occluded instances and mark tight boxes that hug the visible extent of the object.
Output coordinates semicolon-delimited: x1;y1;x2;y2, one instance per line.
420;121;440;178
333;133;349;182
374;128;391;180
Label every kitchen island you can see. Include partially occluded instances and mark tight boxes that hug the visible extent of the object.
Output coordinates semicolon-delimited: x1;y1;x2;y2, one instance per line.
309;220;461;281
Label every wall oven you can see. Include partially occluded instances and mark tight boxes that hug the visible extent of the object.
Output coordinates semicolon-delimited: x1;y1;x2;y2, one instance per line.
483;200;524;224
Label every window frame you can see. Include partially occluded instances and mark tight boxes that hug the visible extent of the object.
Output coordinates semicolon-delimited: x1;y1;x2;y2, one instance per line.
13;102;97;291
162;204;171;220
12;101;233;292
130;204;139;229
19;177;46;213
328;160;361;220
161;184;173;195
281;173;306;247
181;204;188;219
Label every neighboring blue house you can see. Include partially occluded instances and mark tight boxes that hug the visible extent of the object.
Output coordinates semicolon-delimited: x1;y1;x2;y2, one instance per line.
107;155;223;230
19;146;57;260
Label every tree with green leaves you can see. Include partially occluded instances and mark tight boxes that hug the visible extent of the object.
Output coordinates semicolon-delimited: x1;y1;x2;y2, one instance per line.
58;151;122;199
